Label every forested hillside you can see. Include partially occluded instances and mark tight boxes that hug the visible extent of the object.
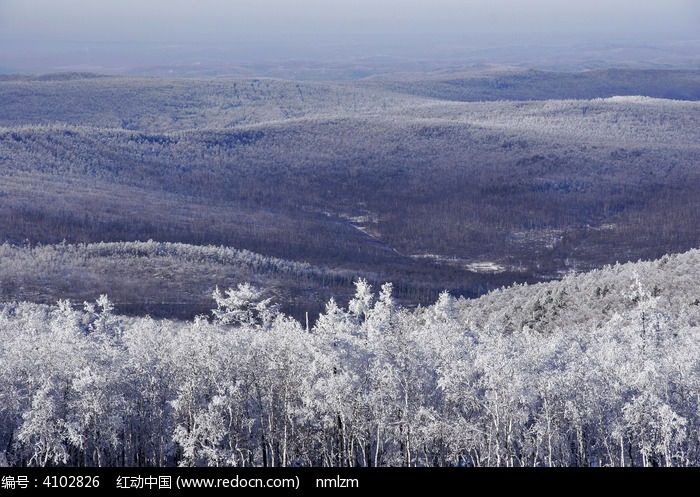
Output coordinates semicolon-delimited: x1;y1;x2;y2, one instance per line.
375;68;700;101
1;249;698;467
0;240;374;319
1;70;699;318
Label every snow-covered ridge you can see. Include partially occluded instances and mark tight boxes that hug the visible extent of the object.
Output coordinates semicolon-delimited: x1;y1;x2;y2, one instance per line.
596;95;695;105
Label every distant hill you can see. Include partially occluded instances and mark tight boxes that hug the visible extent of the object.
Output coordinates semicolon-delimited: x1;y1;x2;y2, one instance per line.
374;68;700;102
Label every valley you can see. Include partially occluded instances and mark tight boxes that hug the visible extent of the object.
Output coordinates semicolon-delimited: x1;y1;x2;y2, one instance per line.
1;69;698;321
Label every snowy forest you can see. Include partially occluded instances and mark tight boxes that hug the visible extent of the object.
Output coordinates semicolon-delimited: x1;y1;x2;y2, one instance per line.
1;249;699;467
1;70;699;468
2;72;699;320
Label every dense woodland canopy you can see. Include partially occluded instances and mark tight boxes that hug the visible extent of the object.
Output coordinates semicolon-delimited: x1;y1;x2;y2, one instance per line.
1;249;699;467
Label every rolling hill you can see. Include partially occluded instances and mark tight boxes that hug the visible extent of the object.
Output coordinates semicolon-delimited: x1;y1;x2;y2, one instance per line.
1;69;698;319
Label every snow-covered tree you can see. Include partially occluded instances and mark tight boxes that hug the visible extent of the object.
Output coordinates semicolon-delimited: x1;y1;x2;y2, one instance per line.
211;283;279;328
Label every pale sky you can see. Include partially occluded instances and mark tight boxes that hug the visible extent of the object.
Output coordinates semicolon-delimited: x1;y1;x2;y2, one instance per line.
2;0;698;40
1;0;699;73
